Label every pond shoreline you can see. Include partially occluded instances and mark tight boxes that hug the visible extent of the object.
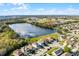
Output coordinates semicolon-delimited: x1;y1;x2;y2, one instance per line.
9;23;57;38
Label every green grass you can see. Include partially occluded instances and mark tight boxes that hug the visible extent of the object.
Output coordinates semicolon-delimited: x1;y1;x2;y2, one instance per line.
47;47;58;55
25;33;60;43
63;45;71;52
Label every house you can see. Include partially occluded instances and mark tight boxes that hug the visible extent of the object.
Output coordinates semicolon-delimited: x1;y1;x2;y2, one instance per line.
42;41;48;46
27;47;37;55
27;44;33;49
32;43;37;48
14;49;24;56
44;37;54;44
63;52;79;56
70;52;79;56
53;48;63;56
61;52;70;56
44;53;50;56
71;48;78;52
36;42;44;49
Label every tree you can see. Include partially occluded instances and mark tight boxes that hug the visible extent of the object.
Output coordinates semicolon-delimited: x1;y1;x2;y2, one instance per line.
64;46;71;52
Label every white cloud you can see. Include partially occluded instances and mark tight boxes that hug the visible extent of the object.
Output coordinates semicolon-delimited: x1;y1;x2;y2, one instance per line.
0;4;79;15
0;3;30;15
28;8;79;15
11;3;29;11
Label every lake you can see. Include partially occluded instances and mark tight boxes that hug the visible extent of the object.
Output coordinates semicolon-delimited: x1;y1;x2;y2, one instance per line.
9;23;56;38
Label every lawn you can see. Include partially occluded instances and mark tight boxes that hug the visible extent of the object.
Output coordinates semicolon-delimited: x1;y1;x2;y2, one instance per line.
25;33;60;43
47;47;59;55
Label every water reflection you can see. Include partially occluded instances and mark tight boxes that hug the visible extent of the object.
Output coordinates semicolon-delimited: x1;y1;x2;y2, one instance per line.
9;23;56;38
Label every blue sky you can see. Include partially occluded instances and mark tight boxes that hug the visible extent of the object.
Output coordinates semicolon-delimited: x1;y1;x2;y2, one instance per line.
0;3;79;15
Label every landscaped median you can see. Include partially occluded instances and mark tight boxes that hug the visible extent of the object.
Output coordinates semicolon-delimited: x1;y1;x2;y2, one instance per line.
47;47;59;55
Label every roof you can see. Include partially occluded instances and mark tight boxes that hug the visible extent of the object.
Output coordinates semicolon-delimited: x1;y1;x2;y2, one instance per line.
54;48;63;56
27;44;33;49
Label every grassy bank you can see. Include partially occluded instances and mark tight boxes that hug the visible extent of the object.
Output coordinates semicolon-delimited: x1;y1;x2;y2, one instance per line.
25;33;59;43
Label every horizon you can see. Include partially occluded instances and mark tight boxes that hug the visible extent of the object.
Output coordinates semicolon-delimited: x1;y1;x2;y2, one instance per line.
1;14;79;16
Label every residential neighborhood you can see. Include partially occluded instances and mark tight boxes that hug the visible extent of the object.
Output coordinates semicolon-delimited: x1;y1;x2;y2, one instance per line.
0;3;79;56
